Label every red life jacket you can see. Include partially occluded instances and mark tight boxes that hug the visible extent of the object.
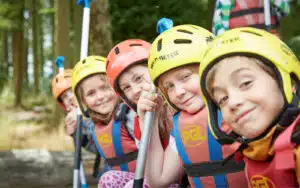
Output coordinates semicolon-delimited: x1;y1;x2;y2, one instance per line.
244;115;300;188
134;115;169;149
92;118;138;172
229;0;278;35
172;109;247;188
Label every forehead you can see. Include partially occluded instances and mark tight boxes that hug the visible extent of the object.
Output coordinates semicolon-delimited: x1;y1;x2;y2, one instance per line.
160;64;198;83
119;64;148;82
214;56;263;79
81;75;107;88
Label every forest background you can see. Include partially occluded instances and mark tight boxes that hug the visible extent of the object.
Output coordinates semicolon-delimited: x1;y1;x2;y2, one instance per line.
0;0;300;151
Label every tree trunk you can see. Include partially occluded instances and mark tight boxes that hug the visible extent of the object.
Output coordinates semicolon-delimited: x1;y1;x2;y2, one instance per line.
0;32;5;93
55;0;70;67
51;0;70;127
89;0;113;56
12;30;24;107
31;0;40;95
39;11;45;78
72;0;82;66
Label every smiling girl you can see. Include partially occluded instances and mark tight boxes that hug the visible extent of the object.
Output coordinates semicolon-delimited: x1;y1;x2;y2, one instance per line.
72;56;138;187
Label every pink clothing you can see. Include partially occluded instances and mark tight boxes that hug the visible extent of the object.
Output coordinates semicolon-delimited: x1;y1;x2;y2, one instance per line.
98;170;180;188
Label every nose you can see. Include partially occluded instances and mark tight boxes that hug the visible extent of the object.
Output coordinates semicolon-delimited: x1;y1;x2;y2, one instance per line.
227;90;244;112
132;84;142;96
175;84;185;98
96;91;105;101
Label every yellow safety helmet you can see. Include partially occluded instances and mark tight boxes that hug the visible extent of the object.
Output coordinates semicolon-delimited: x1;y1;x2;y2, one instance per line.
199;27;300;144
148;24;214;109
72;56;107;116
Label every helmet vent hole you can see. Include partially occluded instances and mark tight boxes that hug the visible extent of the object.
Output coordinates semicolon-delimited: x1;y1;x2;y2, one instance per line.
177;29;193;34
241;30;262;36
82;59;86;64
129;43;142;47
115;47;120;55
174;39;192;44
157;39;162;51
56;78;59;83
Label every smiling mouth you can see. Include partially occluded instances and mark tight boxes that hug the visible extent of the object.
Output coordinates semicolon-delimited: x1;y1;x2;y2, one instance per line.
182;96;194;105
235;107;256;123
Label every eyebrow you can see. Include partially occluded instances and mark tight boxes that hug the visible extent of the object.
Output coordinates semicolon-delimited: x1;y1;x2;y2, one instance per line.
230;67;251;78
210;68;250;95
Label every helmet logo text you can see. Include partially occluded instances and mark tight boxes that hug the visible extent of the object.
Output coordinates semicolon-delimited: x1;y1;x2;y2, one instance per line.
150;50;179;69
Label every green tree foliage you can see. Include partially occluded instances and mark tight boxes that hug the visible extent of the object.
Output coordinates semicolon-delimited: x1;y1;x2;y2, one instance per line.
109;0;209;43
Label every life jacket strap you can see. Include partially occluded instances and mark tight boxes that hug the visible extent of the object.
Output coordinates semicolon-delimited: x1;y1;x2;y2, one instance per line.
105;150;138;167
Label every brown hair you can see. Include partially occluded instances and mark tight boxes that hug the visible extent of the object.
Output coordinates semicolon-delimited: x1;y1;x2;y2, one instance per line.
206;56;277;99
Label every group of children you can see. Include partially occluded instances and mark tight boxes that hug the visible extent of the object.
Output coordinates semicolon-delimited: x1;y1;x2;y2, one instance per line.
51;24;300;188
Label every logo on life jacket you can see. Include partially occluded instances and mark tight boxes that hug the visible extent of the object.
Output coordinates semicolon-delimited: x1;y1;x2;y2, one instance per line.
181;124;206;147
97;133;112;147
250;175;275;188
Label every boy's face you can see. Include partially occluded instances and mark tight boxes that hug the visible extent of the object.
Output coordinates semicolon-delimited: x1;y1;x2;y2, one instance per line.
209;56;284;139
60;89;77;111
118;64;152;105
160;65;205;113
81;75;118;115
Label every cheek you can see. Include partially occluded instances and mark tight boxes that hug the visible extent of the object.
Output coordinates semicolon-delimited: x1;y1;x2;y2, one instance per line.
188;77;201;95
84;97;94;108
167;91;178;105
221;108;233;124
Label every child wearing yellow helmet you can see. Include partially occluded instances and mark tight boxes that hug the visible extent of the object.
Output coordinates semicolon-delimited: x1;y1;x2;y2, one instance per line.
72;56;139;187
51;68;100;175
199;27;300;187
141;24;247;188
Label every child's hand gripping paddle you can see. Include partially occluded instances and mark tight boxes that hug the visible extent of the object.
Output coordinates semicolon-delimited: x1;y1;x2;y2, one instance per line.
133;85;156;188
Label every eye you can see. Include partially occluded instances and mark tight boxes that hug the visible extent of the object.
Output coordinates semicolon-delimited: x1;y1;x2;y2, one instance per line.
134;75;143;83
86;90;95;97
218;95;228;106
180;73;192;81
164;83;175;91
239;80;253;90
121;85;131;93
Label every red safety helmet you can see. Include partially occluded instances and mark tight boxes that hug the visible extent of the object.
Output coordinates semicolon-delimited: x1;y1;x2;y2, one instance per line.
106;39;151;110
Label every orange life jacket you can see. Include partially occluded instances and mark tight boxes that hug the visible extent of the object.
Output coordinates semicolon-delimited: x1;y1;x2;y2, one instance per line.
91;118;138;172
229;0;278;35
172;109;247;187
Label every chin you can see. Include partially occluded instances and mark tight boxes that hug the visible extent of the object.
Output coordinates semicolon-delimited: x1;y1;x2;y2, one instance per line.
186;105;204;114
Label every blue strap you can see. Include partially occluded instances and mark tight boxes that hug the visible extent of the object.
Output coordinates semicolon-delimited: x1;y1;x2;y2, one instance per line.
89;123;107;159
207;110;228;187
173;112;203;188
112;120;129;171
